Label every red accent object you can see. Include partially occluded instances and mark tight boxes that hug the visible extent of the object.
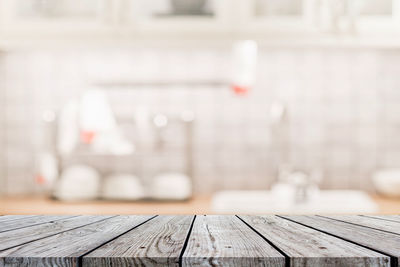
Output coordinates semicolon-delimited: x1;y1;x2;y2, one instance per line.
81;131;96;144
231;84;250;96
35;174;46;185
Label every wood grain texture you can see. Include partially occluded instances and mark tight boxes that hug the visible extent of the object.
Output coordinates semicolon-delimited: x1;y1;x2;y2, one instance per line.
1;215;400;267
240;215;390;267
0;215;112;251
282;215;400;265
362;215;400;223
0;215;76;233
323;215;400;235
0;216;36;223
182;215;285;267
83;215;193;267
0;215;153;267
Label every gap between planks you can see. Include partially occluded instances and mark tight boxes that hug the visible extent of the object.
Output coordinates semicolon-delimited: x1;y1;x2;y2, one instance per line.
238;215;391;267
0;215;79;233
0;215;154;267
82;215;195;267
236;215;291;267
178;215;197;267
316;215;400;236
1;215;397;267
360;215;400;224
278;215;399;267
181;215;286;267
77;215;158;267
0;216;117;252
83;215;386;267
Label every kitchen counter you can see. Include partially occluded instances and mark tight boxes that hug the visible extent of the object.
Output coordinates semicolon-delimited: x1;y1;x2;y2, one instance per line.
0;215;399;266
0;195;212;215
0;194;399;215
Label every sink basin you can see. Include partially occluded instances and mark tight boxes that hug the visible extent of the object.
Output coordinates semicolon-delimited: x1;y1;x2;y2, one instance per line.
211;190;378;214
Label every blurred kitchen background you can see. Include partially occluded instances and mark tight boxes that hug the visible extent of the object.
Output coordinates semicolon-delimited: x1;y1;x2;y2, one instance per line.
1;0;400;214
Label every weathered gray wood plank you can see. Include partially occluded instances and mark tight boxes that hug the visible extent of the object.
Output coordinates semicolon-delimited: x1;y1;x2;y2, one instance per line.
323;215;400;235
0;215;153;267
182;215;285;267
0;216;37;223
0;215;113;251
282;215;400;265
0;215;76;233
83;215;193;267
361;215;400;223
240;215;390;267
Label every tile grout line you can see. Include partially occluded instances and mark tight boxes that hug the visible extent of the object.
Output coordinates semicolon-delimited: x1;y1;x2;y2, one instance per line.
178;215;196;267
236;215;290;267
76;215;158;267
277;215;397;267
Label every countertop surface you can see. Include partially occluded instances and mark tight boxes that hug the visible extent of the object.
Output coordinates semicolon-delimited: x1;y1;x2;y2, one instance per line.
0;194;399;215
0;215;399;266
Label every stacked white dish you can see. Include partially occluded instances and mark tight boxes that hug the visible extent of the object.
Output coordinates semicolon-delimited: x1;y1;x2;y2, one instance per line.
53;165;101;201
101;174;145;200
150;173;192;200
373;169;400;197
54;165;191;201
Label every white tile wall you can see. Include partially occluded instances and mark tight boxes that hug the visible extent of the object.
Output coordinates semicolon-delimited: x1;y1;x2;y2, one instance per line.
0;47;399;195
0;54;5;195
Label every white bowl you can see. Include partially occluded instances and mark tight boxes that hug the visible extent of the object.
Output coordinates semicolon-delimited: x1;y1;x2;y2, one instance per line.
54;165;101;201
150;173;192;200
372;169;400;197
102;174;145;200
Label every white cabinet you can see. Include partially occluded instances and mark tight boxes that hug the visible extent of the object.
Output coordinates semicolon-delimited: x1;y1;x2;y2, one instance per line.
116;0;231;34
355;0;400;33
238;0;312;34
0;0;117;35
0;0;399;43
303;0;400;34
239;0;400;35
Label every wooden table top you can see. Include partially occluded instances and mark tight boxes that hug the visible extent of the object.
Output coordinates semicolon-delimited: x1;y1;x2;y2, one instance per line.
0;215;399;266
